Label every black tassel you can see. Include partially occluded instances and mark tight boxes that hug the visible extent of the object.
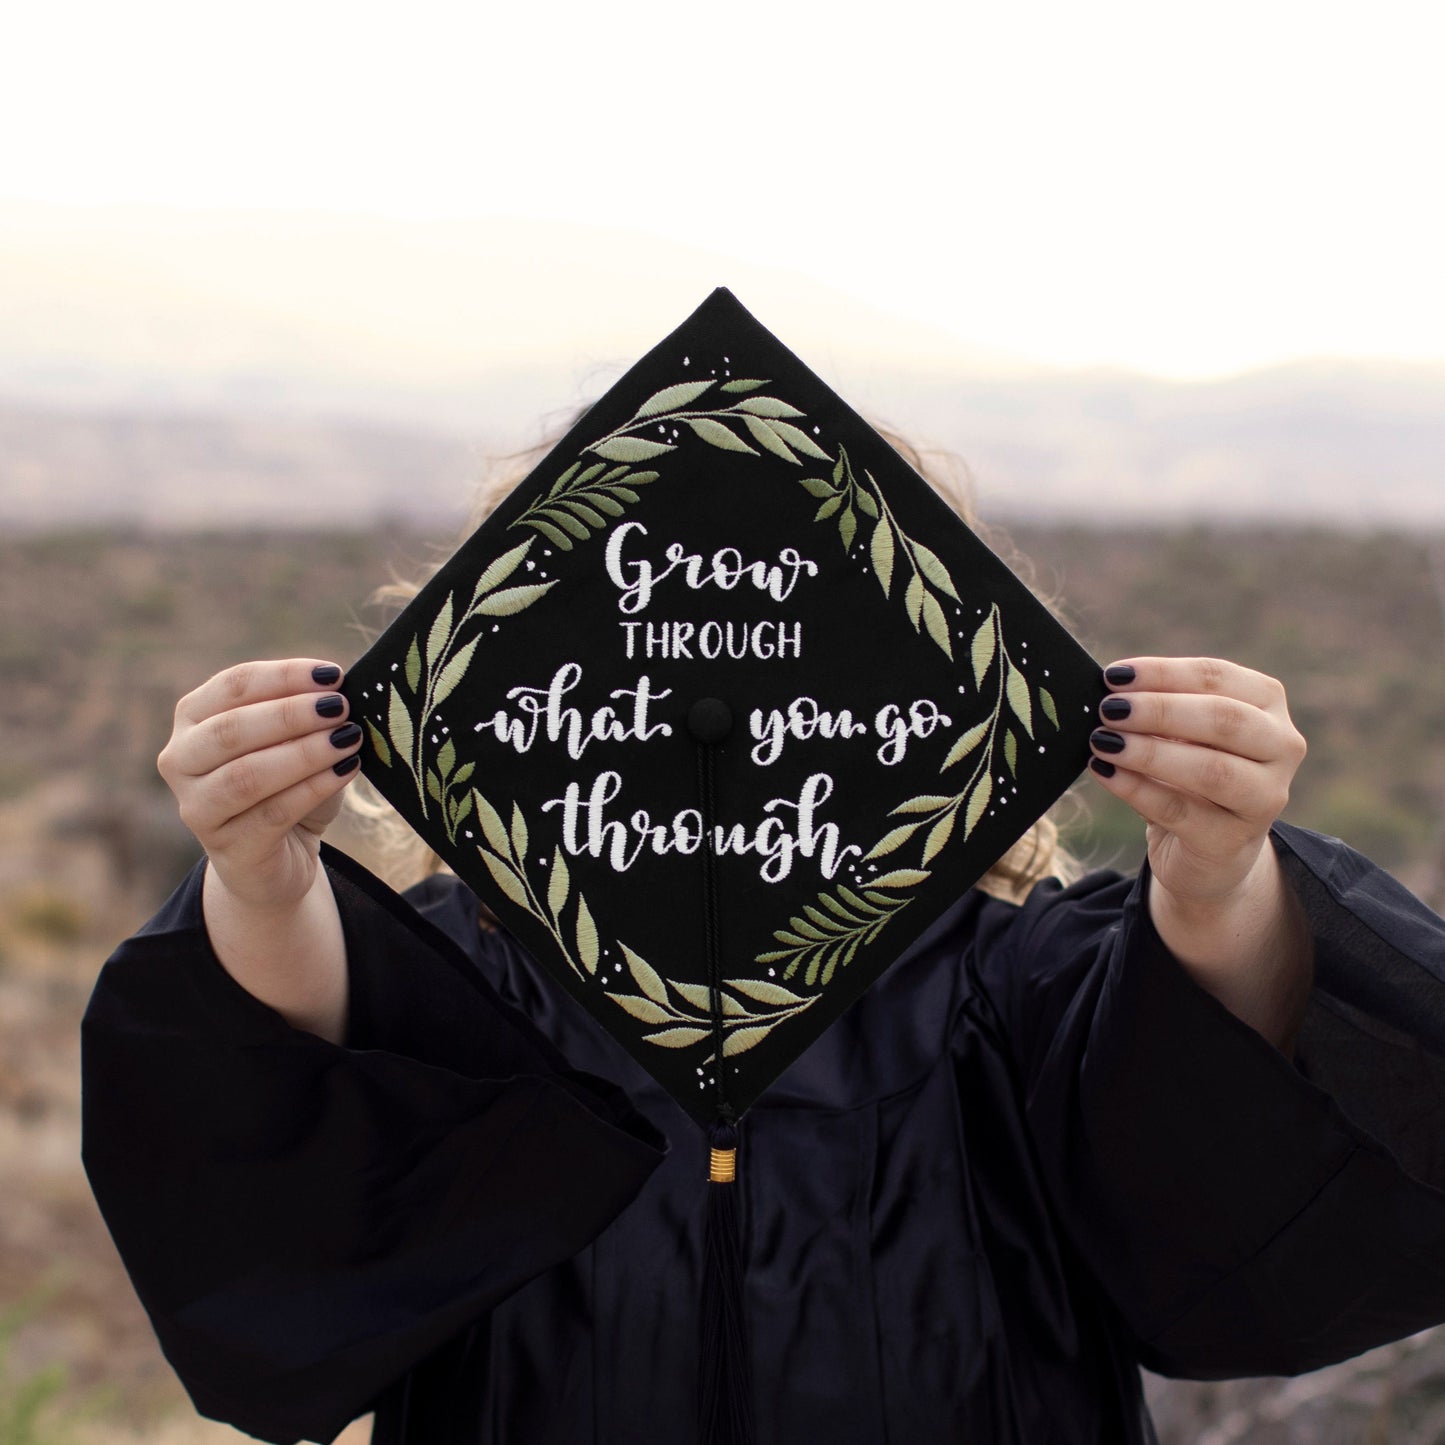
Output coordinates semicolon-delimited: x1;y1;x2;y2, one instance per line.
699;1117;754;1445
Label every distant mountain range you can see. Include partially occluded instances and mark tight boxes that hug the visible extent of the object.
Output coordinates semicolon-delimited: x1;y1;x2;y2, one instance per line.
2;203;1441;527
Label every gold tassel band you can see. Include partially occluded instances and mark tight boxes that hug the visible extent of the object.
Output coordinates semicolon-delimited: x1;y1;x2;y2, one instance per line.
709;1146;737;1183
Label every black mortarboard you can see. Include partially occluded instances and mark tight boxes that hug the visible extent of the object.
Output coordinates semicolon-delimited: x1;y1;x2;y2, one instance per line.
343;288;1103;1443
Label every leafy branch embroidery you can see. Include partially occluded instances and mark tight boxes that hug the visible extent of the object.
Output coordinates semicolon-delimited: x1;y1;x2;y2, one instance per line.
798;445;960;659
509;376;830;549
364;536;555;841
867;603;1062;866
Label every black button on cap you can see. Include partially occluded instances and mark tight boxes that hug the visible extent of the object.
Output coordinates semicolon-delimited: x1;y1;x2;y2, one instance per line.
687;697;733;745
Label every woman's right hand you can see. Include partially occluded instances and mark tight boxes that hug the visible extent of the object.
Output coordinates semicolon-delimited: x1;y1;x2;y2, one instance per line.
156;660;361;1044
158;659;364;909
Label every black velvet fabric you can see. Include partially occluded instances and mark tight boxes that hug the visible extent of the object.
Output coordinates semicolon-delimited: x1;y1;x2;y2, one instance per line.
82;822;1445;1443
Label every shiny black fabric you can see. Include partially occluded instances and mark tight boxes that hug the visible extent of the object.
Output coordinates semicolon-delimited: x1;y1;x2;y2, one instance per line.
82;822;1445;1443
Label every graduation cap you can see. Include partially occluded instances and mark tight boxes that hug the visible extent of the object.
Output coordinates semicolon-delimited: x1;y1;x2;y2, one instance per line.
342;288;1103;1443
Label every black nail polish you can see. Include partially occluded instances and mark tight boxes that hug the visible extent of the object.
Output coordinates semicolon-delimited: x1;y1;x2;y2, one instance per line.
1089;756;1116;779
333;753;361;777
1103;664;1136;687
315;693;345;719
329;722;362;749
1090;727;1127;755
312;664;342;686
1100;696;1132;722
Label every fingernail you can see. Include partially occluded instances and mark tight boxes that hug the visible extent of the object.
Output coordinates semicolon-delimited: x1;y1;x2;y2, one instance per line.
1090;727;1127;755
312;664;342;686
1100;696;1132;722
1104;664;1136;687
1089;756;1116;779
315;693;345;719
333;753;361;777
329;722;362;749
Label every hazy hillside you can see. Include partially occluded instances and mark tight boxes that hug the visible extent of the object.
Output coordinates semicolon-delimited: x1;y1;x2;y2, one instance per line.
2;203;1442;526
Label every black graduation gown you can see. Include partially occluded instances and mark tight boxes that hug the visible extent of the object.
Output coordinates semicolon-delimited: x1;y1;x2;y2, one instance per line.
81;821;1445;1445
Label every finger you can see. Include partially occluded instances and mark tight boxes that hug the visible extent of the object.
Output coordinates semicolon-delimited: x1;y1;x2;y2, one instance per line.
172;690;352;779
211;755;361;863
1087;757;1252;858
177;659;345;727
1102;657;1286;712
180;723;363;838
1089;728;1288;824
1094;691;1287;765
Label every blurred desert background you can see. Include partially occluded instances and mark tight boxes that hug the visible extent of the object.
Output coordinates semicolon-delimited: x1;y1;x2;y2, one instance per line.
5;0;1445;1438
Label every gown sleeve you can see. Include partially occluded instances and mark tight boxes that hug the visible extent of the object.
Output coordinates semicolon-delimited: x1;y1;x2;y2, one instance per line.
972;820;1445;1380
80;845;668;1445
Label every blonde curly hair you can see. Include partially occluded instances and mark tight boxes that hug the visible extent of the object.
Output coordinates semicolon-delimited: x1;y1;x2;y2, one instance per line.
347;416;1082;905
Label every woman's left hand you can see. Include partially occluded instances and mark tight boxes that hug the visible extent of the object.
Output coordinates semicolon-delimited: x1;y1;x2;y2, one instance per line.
1086;657;1313;1051
1085;656;1308;907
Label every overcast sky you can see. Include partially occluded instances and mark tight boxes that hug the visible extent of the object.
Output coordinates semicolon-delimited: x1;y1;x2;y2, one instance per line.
4;0;1441;377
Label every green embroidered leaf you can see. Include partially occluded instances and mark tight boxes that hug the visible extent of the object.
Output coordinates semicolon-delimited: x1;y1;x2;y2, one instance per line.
387;683;413;767
818;893;868;925
575;894;599;974
839;505;857;551
815;494;843;521
689;417;758;454
592;435;675;462
364;720;392;768
772;929;811;947
611;994;677;1026
611;486;641;505
832;454;846;486
726;978;806;1006
1040;686;1059;729
863;891;900;907
742;414;798;463
452;790;473;827
1006;664;1034;737
905;572;924;628
530;518;573;550
426;769;442;804
732;395;804;418
965;774;993;836
629;470;660;485
921;590;954;659
670;981;715;1013
819;943;847;986
720;378;767;392
574;461;606;486
787;916;830;943
722;1025;772;1057
803;905;844;934
971;616;996;686
547;846;570;918
472;788;511;858
804;955;821;986
754;950;792;965
453;761;475;787
545;461;581;498
869;517;894;596
559;499;607;529
433;635;481;707
942;719;990;771
479;847;530;909
621;944;669;1005
799;475;835;499
509;800;528;861
404;637;421;694
865;823;922;860
641;1027;709;1048
632;380;714;420
767;420;831;461
598;464;631;484
437;737;456;779
871;869;931;890
836;885;876;915
1004;730;1017;776
472;536;534;601
474;580;558;617
854;486;878;519
892;794;952;814
588;491;625;517
538;507;589;540
922;812;955;865
912;542;960;601
426;594;453;667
